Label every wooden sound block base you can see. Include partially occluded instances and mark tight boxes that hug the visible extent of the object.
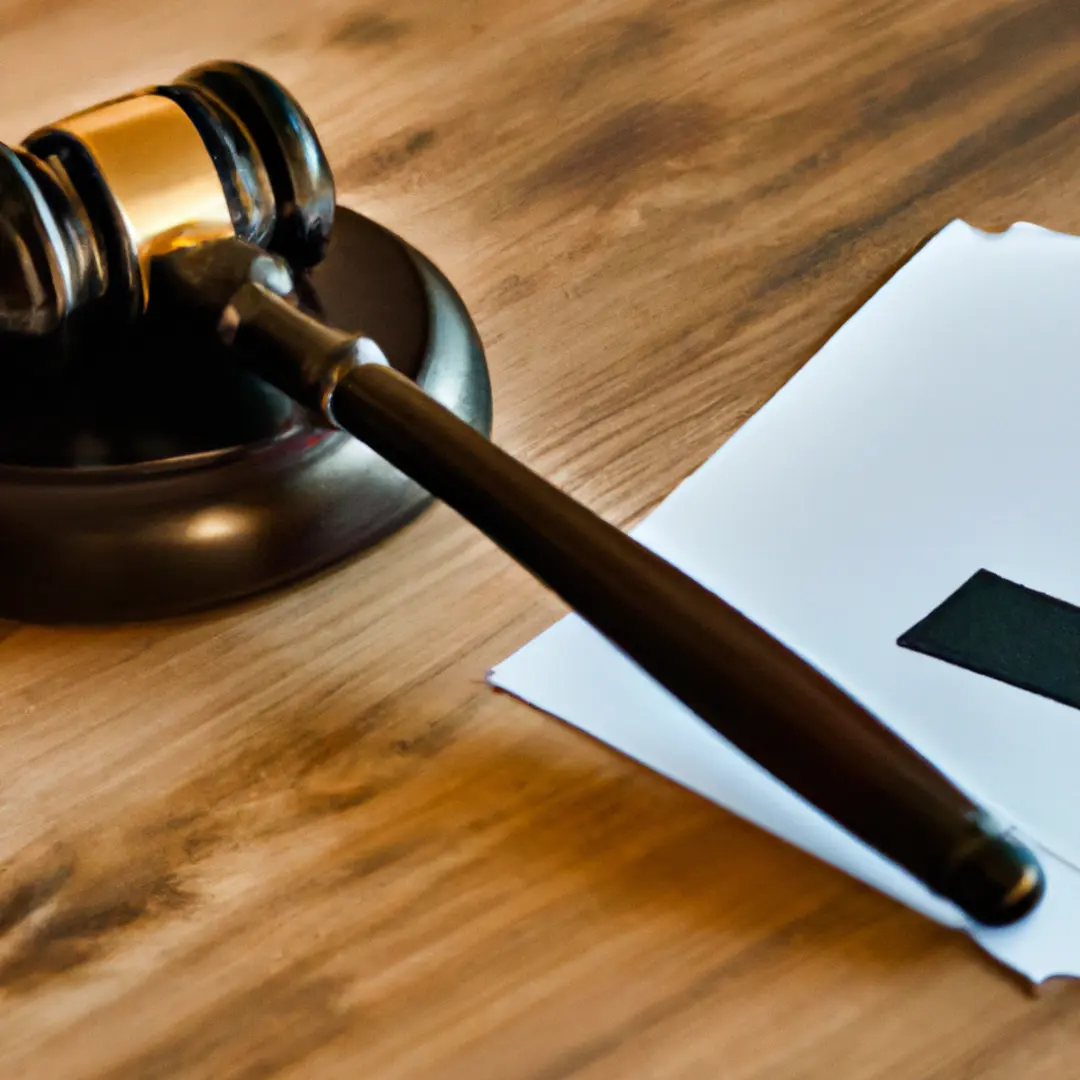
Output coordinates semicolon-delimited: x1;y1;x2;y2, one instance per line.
0;208;492;623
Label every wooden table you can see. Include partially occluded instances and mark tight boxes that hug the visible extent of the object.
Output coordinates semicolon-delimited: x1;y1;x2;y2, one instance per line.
2;1;1079;1076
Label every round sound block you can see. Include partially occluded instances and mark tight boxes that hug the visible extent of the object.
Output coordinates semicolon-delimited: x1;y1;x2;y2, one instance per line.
0;208;492;623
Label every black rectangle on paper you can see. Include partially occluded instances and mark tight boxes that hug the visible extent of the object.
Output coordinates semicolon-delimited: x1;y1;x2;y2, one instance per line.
898;569;1080;711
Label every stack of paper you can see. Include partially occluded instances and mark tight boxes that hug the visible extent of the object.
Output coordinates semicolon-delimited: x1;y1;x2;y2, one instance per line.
490;221;1080;983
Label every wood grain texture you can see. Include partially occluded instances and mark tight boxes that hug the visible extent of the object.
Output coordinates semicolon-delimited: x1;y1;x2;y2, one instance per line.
2;0;1080;1076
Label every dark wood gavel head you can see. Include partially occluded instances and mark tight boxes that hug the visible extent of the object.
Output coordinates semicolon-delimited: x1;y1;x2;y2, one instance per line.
0;61;335;335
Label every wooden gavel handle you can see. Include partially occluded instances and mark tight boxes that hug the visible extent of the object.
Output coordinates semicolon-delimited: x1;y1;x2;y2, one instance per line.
149;237;1045;928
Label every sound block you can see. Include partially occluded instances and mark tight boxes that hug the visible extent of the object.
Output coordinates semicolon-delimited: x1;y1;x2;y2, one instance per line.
0;208;492;623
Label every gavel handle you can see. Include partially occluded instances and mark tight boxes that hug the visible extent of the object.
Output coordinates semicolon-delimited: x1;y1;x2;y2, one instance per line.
153;241;1045;927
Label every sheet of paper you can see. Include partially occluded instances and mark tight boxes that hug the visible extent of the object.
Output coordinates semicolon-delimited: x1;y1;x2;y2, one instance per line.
490;220;1080;982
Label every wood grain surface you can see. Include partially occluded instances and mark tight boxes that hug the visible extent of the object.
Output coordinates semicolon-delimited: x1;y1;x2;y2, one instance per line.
2;0;1080;1076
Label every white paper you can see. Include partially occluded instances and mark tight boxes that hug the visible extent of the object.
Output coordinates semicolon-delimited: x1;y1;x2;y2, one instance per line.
490;220;1080;982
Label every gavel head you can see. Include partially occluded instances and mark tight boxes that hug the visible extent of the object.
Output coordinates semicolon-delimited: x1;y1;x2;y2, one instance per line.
0;61;335;336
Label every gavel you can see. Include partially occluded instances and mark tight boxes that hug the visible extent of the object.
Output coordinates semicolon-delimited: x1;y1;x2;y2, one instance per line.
0;61;1044;927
